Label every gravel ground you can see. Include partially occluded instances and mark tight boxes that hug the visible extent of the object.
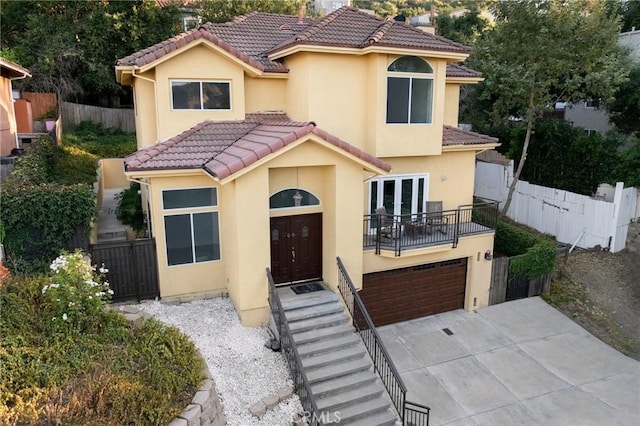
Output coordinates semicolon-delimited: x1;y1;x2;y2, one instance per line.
129;298;302;426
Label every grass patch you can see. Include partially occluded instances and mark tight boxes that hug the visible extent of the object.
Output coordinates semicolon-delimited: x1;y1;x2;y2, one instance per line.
0;252;203;425
62;121;137;158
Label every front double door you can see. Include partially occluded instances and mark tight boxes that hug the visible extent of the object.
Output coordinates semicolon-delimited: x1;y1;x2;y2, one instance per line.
270;213;322;285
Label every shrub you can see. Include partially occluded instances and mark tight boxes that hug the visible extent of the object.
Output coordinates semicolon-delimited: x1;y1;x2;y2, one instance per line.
1;182;96;272
116;183;145;234
41;251;113;335
495;220;556;278
63;121;137;158
0;250;203;425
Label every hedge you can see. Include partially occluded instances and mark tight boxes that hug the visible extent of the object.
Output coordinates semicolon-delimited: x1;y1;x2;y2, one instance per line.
495;220;556;279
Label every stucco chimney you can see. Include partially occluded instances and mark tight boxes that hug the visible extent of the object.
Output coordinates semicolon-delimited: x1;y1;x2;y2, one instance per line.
297;5;304;24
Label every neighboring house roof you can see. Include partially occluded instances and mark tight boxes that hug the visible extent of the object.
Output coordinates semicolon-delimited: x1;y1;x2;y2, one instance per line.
124;113;392;180
0;57;31;79
116;7;470;73
442;125;498;146
446;63;481;79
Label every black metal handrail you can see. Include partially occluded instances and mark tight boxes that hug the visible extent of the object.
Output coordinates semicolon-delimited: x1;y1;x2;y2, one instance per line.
336;257;430;426
363;201;499;256
266;268;321;425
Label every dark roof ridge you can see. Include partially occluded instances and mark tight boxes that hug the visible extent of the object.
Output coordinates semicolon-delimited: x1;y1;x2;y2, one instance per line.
366;19;395;45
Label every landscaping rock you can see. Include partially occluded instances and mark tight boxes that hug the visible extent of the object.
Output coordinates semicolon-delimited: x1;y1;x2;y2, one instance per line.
263;394;280;410
180;404;202;426
249;401;267;418
278;385;294;402
168;419;188;426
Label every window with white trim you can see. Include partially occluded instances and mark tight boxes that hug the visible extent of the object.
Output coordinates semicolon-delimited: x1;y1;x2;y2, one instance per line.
171;80;230;110
162;188;220;266
386;56;434;124
368;174;429;218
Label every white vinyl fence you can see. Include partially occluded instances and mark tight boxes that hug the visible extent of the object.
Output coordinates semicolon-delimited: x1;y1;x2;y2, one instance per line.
475;159;638;253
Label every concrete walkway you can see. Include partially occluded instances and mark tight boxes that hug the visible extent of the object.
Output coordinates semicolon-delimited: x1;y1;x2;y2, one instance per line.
379;297;639;426
97;188;128;241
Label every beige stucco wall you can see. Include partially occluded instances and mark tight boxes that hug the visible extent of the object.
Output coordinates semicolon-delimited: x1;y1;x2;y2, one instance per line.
100;159;130;189
147;173;228;299
0;76;17;157
444;84;460;127
375;150;477;211
363;232;495;311
244;77;286;113
132;71;158;149
154;44;246;141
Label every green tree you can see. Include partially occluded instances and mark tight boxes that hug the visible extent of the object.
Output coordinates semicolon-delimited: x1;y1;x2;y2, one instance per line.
613;138;640;187
0;1;182;103
193;0;304;23
467;0;629;215
607;63;640;136
433;1;493;46
508;119;620;195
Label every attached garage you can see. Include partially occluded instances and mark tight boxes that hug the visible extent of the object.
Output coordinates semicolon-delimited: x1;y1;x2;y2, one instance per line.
360;258;467;326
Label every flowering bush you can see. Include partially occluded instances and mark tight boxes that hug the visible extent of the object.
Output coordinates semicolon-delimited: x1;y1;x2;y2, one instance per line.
41;250;113;334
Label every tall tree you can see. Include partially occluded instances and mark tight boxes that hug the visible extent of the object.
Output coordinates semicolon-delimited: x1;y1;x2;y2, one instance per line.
607;63;640;136
193;0;304;23
0;1;181;103
467;0;629;215
433;0;493;46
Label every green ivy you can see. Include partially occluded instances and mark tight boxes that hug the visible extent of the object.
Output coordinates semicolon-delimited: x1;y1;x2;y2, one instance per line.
495;220;556;279
1;182;96;272
116;183;145;234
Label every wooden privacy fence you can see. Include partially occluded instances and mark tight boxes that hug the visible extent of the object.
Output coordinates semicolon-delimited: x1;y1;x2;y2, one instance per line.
21;92;57;119
65;229;159;303
489;256;551;305
90;238;159;302
61;101;135;133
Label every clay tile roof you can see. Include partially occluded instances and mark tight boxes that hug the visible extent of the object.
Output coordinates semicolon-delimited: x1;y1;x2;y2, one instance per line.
125;113;391;180
446;63;482;79
117;7;469;72
442;125;498;146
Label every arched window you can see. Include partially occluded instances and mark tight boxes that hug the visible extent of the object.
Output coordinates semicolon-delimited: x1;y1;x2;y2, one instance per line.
386;56;434;124
269;189;320;209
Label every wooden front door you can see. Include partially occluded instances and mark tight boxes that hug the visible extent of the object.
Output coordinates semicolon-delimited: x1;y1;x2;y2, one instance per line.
270;213;322;285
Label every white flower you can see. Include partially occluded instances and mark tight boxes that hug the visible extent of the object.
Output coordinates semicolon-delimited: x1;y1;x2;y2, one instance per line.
99;266;109;274
42;285;49;294
88;296;93;300
62;313;68;321
107;289;114;295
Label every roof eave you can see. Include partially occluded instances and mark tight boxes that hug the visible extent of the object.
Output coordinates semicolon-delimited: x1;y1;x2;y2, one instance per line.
268;43;470;61
442;142;500;152
446;76;484;84
0;59;31;79
124;168;213;179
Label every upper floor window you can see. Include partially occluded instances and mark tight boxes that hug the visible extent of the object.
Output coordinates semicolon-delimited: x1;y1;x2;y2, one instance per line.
584;99;601;109
386;56;434;124
171;80;230;110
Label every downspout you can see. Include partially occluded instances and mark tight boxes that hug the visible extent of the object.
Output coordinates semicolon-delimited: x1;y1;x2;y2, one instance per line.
131;69;159;148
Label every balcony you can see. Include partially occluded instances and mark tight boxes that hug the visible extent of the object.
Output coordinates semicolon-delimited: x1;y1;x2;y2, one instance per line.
363;199;499;256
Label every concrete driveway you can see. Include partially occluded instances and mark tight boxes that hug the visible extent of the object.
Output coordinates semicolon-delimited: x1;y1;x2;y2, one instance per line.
379;297;640;426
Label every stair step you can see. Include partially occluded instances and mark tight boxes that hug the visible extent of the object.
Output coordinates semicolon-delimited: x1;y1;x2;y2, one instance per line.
311;370;378;397
292;323;353;345
316;382;383;412
298;333;361;358
289;312;349;334
285;302;344;321
322;396;392;424
302;345;365;370
306;357;371;384
281;290;339;310
345;409;399;426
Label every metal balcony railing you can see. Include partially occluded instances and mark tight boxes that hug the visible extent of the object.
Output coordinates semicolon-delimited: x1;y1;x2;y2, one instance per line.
363;200;499;256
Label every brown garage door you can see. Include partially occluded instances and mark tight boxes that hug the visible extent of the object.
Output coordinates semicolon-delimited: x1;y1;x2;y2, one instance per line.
361;258;467;326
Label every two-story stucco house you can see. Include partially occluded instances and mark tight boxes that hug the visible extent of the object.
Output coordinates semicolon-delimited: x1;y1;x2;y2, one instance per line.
115;7;499;327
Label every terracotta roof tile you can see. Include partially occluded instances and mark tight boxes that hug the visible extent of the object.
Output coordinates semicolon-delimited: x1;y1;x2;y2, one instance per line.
124;113;391;180
442;125;498;146
117;7;469;72
446;63;482;79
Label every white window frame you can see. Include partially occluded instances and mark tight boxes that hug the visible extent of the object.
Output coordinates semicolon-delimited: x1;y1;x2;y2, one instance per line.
368;173;430;218
161;187;221;267
386;57;434;125
170;80;231;111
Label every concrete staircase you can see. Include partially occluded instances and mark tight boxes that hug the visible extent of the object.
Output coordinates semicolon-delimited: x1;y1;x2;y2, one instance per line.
282;288;400;425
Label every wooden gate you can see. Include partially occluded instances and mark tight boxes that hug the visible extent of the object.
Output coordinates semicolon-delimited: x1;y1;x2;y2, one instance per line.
489;256;551;305
90;239;159;302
